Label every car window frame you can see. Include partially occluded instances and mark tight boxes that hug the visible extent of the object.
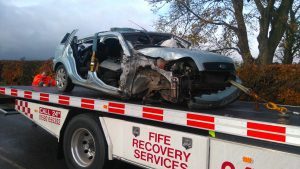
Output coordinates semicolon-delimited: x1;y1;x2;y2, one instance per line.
97;32;131;57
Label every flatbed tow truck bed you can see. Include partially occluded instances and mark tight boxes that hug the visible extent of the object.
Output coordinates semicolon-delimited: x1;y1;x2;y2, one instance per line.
3;86;300;126
5;86;300;126
1;86;300;169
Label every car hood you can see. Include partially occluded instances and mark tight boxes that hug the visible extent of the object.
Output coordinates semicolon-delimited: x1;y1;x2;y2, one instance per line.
137;47;234;71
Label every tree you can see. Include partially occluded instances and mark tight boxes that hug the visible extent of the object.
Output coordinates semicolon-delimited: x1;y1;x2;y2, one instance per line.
148;0;295;65
255;0;294;64
281;2;300;64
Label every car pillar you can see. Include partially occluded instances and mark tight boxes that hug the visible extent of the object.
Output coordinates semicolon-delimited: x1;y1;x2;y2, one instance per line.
90;33;98;72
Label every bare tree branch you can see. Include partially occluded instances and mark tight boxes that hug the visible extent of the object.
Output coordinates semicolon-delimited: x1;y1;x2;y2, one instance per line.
253;0;264;14
209;47;240;53
176;0;238;31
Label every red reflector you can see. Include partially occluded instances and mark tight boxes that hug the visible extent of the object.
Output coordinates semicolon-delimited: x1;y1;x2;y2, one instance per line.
81;104;94;109
247;130;286;142
40;93;49;101
24;91;32;99
81;98;95;109
0;88;5;94
109;102;125;109
143;107;163;115
81;98;94;104
247;122;286;134
143;113;163;121
11;89;18;96
187;113;214;122
59;100;69;105
59;95;70;105
108;108;125;114
187;120;215;130
59;95;70;100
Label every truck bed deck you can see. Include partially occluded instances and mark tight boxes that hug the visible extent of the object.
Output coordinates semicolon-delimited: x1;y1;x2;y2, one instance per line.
5;86;300;127
2;85;300;155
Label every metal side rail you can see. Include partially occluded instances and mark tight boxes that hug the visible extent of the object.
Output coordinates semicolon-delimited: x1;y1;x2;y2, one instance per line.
1;86;300;148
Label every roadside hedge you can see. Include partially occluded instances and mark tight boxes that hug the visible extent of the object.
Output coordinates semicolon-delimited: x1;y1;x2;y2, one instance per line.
0;60;299;105
237;64;300;105
0;60;53;86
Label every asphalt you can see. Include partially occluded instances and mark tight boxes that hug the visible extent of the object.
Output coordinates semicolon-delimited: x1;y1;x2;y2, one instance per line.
0;111;141;169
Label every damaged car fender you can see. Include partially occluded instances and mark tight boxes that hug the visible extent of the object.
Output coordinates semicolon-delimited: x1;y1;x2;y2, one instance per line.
137;47;233;71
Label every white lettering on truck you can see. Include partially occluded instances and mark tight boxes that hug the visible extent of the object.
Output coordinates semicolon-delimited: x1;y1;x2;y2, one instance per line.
132;132;191;169
39;107;61;125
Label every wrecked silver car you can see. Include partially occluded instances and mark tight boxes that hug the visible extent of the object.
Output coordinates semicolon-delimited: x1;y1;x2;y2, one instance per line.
53;28;240;109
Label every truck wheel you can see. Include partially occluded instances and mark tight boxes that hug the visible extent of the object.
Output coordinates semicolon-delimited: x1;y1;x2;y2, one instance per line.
63;114;108;169
56;65;74;92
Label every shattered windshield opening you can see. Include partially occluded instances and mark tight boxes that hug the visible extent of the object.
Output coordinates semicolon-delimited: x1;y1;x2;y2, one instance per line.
122;32;186;49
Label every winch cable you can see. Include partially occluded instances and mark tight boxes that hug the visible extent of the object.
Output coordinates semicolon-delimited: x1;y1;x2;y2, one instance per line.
228;80;300;117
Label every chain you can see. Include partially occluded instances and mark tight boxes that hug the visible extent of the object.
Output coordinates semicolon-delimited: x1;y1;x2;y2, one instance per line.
228;80;295;116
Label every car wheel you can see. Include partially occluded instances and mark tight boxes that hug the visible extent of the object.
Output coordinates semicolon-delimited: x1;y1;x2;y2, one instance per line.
56;65;74;92
63;114;109;169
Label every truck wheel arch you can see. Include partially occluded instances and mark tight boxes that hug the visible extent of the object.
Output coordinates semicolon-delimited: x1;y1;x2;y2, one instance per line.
58;111;113;161
62;113;110;169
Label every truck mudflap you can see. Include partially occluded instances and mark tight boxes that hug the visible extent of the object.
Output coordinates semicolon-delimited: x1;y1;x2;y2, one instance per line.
102;118;209;169
15;99;69;138
210;139;300;169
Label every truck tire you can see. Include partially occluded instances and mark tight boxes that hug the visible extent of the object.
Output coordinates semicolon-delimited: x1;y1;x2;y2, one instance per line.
56;65;74;92
63;114;108;169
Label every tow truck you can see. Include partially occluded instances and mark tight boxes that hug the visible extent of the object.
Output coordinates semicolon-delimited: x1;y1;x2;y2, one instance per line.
0;86;299;169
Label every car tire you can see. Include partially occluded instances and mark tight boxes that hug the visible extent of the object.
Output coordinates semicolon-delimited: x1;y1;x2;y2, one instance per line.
56;65;74;92
63;114;109;169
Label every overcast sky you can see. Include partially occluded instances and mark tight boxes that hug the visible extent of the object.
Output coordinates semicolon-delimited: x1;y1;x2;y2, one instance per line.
0;0;157;60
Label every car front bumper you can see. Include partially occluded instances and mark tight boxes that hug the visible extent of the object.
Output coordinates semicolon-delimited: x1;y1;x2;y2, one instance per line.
187;78;241;109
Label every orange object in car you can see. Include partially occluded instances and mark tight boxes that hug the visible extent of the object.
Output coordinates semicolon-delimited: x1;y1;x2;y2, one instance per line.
32;74;56;87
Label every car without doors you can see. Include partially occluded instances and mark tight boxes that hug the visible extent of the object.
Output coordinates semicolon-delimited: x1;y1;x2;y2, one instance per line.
53;28;241;109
